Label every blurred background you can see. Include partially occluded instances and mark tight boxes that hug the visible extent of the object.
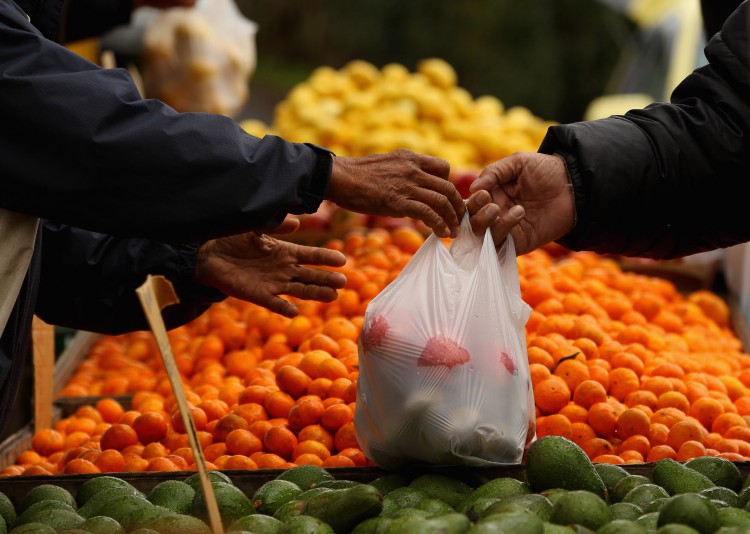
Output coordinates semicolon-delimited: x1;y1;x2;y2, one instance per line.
95;0;705;126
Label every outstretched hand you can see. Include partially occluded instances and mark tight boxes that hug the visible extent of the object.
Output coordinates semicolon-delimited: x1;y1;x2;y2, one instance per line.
195;217;347;318
466;152;576;255
326;149;465;238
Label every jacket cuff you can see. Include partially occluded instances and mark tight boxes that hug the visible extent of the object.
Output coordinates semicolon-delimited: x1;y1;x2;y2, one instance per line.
301;143;334;214
538;133;586;250
172;243;227;304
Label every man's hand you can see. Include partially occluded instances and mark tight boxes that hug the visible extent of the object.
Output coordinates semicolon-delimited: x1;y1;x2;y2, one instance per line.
326;150;465;238
195;217;347;318
466;152;575;255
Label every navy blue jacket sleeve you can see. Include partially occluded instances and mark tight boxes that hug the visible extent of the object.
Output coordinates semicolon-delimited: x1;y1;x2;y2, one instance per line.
36;222;224;334
539;1;750;259
0;0;332;244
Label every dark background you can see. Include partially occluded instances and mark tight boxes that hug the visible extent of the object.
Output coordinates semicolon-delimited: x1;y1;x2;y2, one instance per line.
236;0;633;124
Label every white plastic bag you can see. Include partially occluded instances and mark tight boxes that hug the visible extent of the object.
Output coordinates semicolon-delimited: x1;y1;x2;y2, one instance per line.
354;214;535;469
142;0;257;116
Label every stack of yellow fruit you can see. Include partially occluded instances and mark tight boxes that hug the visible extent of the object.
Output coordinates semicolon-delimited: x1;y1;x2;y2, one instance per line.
240;58;554;170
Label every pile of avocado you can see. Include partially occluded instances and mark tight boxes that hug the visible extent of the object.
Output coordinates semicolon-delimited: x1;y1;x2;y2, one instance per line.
2;435;750;533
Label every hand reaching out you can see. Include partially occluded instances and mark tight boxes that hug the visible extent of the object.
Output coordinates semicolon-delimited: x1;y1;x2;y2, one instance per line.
195;217;347;318
466;152;576;255
326;149;465;238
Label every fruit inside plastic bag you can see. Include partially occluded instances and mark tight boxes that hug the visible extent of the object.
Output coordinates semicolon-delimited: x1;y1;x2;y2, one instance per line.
354;214;534;468
142;0;257;116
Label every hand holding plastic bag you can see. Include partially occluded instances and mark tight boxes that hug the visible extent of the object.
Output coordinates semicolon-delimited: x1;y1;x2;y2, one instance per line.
354;214;535;469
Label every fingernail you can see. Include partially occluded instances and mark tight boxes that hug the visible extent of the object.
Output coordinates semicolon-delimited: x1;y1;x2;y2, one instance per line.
509;205;524;219
475;194;487;207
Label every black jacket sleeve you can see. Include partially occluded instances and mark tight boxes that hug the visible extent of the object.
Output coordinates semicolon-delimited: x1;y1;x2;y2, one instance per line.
0;0;332;244
539;0;750;260
35;222;224;334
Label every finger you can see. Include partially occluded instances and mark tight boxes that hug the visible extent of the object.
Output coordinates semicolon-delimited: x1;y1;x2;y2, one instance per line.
292;244;347;269
394;198;451;238
261;295;300;318
466;190;492;216
273;216;301;235
284;282;340;303
489;205;526;247
293;266;348;290
469;203;502;237
469;153;525;194
418;154;451;179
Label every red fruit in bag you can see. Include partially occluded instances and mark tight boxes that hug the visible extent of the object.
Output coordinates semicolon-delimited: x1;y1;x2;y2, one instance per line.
500;351;518;375
361;314;389;352
418;336;470;369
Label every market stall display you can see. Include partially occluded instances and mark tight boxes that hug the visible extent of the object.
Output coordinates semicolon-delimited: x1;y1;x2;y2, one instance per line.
2;220;749;481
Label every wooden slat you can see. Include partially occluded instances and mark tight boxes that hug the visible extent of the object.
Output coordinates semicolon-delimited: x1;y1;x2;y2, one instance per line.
32;316;55;432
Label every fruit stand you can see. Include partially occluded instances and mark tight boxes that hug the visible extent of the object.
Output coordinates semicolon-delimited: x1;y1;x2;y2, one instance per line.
3;53;750;533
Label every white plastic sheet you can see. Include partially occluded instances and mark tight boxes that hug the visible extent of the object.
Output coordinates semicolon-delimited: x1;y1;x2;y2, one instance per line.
354;214;535;469
142;0;257;116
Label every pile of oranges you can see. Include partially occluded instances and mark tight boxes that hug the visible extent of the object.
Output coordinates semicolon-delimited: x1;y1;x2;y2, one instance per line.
522;248;750;464
2;226;422;477
4;226;750;477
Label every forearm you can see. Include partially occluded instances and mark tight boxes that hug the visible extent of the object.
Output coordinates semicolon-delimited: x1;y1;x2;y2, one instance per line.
542;2;750;259
36;222;225;334
1;3;331;243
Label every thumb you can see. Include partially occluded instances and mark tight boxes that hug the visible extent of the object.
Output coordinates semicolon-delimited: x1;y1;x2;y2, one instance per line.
271;216;301;235
470;152;527;194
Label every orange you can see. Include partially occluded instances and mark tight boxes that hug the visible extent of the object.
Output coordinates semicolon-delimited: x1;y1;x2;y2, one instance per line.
255;453;287;469
536;414;573;439
588;402;619;438
573;380;608;409
225;429;263;456
264;390;296;419
276;366;312;399
99;424;138;452
554;359;590;392
534;378;571;415
529;363;551;389
625;390;659;410
307;378;334;399
646;444;677;462
213;414;250;442
581;437;615;460
559;403;589;424
288;398;326;432
316;358;350;381
676;440;707;461
593;454;625;464
233;403;268;425
295;425;334;454
132;412;168;445
64;458;100;474
322;317;359;342
141;442;169;459
650;407;686;429
527;347;555;369
686;397;724;430
264;426;298;460
665;419;705;451
608;368;640;402
712;412;748;436
171;407;208;434
616;408;651;439
292;440;332;462
322;454;357;468
334;421;359;452
656;391;690;413
320;403;354;432
198;399;230;422
618;434;651;459
96;398;126;424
